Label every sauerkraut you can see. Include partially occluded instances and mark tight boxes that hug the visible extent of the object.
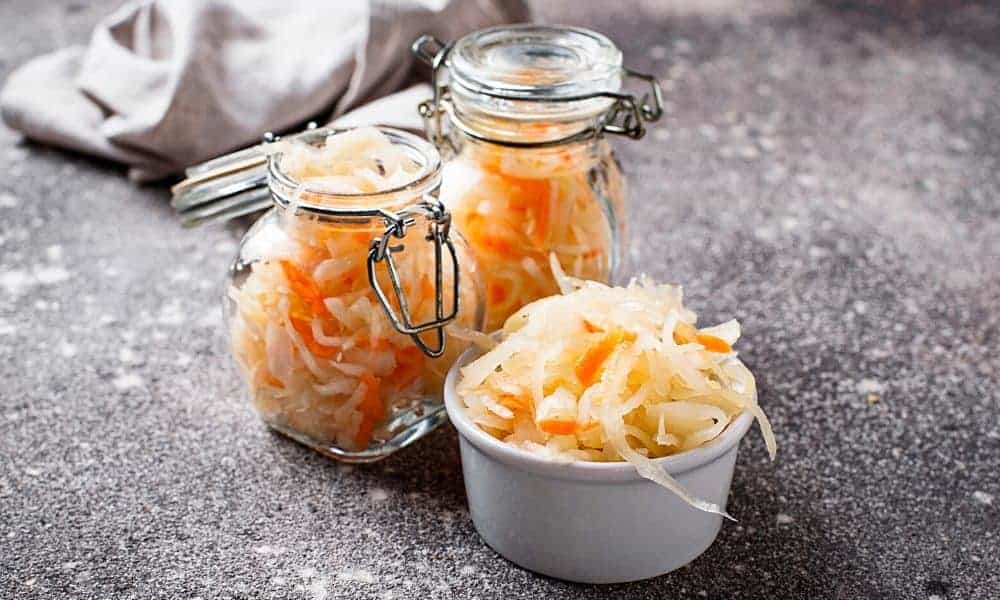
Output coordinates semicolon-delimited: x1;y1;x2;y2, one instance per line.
457;263;776;516
440;137;626;332
228;127;479;452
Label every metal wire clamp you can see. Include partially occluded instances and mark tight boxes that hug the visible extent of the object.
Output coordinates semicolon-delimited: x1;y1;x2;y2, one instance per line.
411;34;665;148
366;197;460;358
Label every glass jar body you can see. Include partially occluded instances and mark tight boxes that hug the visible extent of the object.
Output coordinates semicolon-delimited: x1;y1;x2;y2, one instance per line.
439;130;627;331
226;205;483;462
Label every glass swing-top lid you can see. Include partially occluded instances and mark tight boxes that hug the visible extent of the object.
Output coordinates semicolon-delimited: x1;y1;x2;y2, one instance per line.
446;24;625;122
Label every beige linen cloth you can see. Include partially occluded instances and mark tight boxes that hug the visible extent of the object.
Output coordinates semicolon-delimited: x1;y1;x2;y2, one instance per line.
0;0;528;182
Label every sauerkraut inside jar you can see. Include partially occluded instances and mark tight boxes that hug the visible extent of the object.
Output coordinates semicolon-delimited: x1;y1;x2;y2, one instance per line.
226;127;483;462
414;25;662;331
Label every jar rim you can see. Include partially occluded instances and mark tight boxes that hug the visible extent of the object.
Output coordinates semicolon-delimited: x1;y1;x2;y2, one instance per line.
266;126;442;217
448;24;623;103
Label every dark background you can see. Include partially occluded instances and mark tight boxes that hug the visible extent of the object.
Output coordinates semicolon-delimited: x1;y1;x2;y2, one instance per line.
1;1;997;598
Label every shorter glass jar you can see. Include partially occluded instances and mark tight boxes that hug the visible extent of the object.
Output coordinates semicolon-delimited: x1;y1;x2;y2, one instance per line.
224;127;483;462
414;25;662;331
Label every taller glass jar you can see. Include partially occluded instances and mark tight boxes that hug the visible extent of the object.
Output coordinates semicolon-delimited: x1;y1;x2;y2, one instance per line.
224;127;484;462
413;25;662;331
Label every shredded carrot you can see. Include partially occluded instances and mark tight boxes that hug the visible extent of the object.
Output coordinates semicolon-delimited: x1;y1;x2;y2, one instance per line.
392;346;425;389
497;394;529;412
538;418;578;435
488;282;509;305
530;198;551;247
695;333;732;354
420;275;435;301
582;319;603;333
356;337;392;351
575;333;621;387
280;260;331;319
289;317;340;359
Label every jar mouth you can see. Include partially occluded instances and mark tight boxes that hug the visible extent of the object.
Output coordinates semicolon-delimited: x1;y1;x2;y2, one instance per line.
267;126;442;217
447;24;623;129
449;24;623;102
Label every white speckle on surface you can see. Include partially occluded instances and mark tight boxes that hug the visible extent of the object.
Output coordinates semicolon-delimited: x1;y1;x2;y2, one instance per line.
338;569;375;584
759;137;778;152
34;266;71;285
176;353;193;367
780;217;798;231
738;145;760;160
0;269;34;296
795;173;818;188
119;348;141;365
61;561;78;570
698;124;718;140
299;567;317;579
59;341;77;358
929;595;944;600
369;488;389;502
214;239;238;255
24;467;42;477
856;378;884;395
673;38;693;54
459;565;476;576
972;491;993;506
754;226;776;241
45;245;63;262
253;545;287;556
776;513;794;525
0;319;14;336
272;576;287;586
853;301;868;315
947;137;971;153
653;128;670;142
808;246;830;259
158;303;186;326
648;44;667;60
112;373;144;391
195;310;219;329
307;576;328;600
0;193;19;208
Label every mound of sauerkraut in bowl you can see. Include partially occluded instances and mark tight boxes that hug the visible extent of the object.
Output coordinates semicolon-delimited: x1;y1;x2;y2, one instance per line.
455;258;776;516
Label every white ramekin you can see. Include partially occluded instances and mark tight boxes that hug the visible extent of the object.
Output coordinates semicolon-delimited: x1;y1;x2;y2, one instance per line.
444;346;755;584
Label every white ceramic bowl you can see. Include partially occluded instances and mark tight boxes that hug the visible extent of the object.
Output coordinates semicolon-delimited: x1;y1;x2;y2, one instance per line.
444;346;755;584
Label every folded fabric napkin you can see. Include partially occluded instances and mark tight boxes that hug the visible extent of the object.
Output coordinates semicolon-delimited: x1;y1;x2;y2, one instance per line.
0;0;529;182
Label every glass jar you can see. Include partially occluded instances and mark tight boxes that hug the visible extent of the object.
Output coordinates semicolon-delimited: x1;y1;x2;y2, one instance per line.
413;25;662;331
224;127;484;462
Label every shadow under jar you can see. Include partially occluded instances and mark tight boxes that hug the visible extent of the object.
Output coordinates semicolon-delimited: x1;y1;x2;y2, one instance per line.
413;25;663;331
226;127;484;462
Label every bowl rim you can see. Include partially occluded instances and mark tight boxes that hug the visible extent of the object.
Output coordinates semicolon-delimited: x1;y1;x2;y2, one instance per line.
444;345;755;482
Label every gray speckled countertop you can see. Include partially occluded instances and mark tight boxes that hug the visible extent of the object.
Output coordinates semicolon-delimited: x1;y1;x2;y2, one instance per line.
1;1;998;598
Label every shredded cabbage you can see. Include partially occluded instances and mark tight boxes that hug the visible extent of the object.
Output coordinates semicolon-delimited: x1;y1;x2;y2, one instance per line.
230;128;479;451
457;270;776;516
440;137;626;331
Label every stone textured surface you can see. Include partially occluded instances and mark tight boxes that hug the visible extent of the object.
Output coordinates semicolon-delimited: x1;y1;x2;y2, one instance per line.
1;1;998;598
